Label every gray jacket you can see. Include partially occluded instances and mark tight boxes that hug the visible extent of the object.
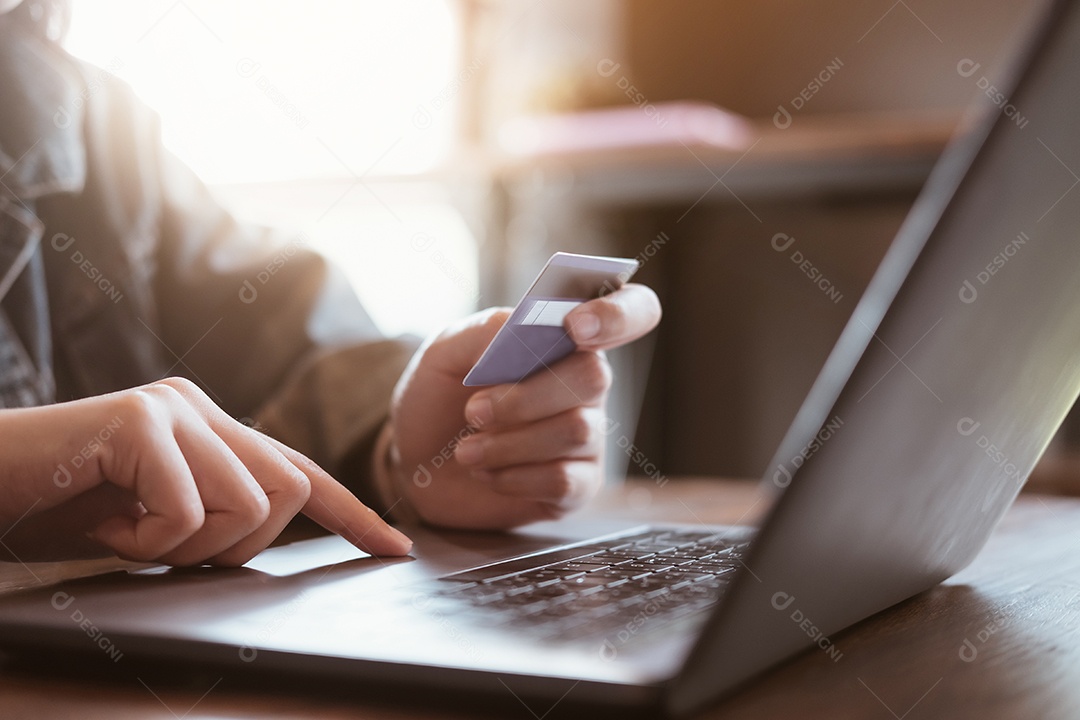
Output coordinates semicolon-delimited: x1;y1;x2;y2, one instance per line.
0;18;416;510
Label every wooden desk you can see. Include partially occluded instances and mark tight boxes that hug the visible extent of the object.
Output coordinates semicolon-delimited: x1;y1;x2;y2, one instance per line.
1;478;1079;719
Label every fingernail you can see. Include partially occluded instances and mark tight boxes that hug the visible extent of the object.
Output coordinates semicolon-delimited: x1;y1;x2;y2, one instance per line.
569;312;600;342
388;526;413;552
465;396;493;427
455;438;484;466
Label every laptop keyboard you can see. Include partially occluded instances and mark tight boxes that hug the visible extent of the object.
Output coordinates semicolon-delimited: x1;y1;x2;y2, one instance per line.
431;528;752;642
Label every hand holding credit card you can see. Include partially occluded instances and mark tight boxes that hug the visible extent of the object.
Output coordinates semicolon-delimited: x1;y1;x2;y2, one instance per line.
463;252;640;386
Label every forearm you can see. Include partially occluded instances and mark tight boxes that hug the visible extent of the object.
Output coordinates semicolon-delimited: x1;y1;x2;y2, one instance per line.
0;401;110;527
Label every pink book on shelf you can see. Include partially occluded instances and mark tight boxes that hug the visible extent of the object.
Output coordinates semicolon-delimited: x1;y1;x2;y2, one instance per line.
499;101;753;157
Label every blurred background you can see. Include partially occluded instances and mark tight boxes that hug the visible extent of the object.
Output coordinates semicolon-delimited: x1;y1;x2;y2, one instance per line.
65;0;1080;491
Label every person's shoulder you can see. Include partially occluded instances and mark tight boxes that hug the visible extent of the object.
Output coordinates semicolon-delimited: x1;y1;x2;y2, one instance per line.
64;52;154;122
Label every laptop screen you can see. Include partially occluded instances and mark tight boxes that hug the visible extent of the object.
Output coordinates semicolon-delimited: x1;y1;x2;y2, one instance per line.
673;0;1080;712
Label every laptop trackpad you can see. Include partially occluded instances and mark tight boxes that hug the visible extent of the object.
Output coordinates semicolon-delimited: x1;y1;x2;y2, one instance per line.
243;535;373;577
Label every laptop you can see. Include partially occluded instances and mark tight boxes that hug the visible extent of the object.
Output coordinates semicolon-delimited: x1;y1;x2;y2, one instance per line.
2;0;1079;715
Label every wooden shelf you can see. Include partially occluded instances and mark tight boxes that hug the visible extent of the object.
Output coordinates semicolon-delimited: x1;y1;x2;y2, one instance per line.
492;110;957;205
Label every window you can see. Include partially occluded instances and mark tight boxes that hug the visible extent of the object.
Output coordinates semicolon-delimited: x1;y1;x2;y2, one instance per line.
66;0;480;337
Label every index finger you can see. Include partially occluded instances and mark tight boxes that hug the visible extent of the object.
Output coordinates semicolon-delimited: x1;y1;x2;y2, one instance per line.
565;283;662;351
262;435;413;557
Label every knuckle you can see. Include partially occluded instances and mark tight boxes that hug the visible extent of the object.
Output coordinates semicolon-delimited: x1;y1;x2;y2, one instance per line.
169;501;206;539
242;491;272;528
562;409;593;447
138;380;188;410
115;388;168;427
578;353;613;398
155;376;202;398
546;464;575;499
281;469;312;506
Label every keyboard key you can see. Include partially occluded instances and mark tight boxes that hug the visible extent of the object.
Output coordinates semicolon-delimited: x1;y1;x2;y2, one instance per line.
587;554;637;565
565;574;618;590
434;527;754;642
448;546;608;583
560;561;611;572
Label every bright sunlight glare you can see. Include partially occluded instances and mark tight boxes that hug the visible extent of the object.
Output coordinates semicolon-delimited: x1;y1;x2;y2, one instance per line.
65;0;457;184
63;1;479;338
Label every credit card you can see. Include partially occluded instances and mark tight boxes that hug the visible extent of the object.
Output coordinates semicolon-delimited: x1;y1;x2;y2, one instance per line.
463;252;639;386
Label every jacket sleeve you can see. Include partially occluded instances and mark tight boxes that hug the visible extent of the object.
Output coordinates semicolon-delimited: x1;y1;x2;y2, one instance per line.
144;107;417;512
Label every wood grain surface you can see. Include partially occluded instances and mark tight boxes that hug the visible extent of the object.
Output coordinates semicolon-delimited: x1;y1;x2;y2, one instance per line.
0;479;1076;719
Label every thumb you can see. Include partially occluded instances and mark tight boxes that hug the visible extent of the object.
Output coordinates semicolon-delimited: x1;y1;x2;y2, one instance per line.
425;307;511;376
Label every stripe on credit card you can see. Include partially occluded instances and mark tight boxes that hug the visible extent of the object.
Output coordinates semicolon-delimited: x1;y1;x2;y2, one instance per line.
518;300;581;327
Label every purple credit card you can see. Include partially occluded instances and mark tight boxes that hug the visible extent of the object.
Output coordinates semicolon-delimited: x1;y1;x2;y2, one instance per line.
463;252;640;387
